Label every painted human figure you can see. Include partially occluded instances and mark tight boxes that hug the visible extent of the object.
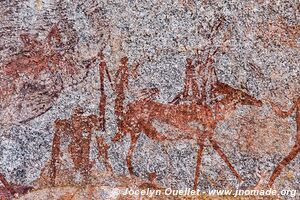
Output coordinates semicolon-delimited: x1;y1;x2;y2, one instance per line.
98;52;112;131
68;107;99;182
268;97;300;186
114;57;129;125
170;58;200;104
50;106;100;185
170;55;218;106
198;56;218;105
49;52;113;186
182;58;200;100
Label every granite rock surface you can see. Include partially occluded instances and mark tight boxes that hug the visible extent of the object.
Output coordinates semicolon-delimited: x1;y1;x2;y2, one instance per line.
0;0;299;199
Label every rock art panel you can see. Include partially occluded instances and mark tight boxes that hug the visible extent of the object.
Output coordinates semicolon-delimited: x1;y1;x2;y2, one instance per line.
0;1;299;199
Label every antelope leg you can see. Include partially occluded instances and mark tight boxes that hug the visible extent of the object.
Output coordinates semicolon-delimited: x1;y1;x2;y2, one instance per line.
126;136;138;176
49;128;62;186
209;138;243;182
193;137;205;190
0;172;16;195
96;136;113;173
268;143;300;187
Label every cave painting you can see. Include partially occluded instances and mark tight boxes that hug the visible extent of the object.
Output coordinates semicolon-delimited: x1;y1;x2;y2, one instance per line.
0;24;298;199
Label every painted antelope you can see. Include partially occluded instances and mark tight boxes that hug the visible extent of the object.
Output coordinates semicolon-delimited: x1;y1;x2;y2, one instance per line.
112;54;262;190
268;97;300;186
